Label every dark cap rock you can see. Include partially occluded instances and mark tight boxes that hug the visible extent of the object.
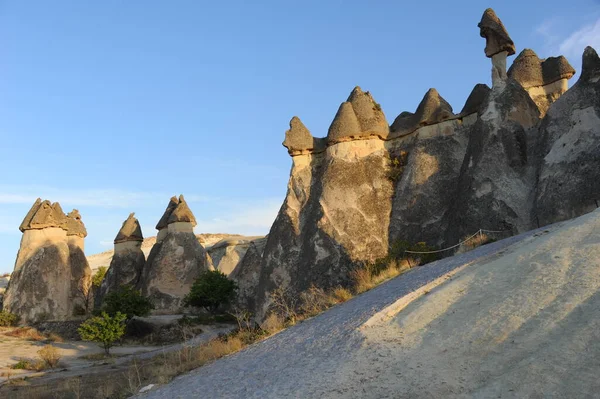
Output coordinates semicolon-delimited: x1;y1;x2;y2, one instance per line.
460;84;491;116
327;101;362;143
156;196;179;230
478;8;516;57
65;209;87;237
282;117;315;154
167;195;197;227
346;86;389;138
114;213;144;244
20;199;67;231
391;88;454;133
508;49;575;88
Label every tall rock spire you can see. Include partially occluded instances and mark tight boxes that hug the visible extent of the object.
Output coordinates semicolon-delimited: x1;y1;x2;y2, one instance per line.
478;8;515;86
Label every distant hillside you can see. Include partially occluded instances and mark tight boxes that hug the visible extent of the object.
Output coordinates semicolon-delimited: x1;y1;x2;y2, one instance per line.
87;233;263;274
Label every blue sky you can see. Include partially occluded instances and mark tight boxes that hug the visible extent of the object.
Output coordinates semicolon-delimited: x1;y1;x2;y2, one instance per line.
1;0;599;273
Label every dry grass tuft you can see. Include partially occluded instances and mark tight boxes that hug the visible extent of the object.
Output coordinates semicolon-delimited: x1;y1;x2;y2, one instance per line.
37;345;61;369
4;327;46;341
260;314;285;334
331;287;353;303
46;333;64;343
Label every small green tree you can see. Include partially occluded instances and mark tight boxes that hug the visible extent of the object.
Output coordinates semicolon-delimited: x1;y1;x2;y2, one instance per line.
184;270;238;314
92;266;108;288
78;312;126;354
102;285;154;320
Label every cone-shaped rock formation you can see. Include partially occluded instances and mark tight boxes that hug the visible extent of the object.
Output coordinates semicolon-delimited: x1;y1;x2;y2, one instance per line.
138;195;213;313
478;8;515;58
391;88;454;135
95;213;146;309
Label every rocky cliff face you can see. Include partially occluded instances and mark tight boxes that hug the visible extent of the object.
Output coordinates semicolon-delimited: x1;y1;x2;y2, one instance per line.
234;8;594;320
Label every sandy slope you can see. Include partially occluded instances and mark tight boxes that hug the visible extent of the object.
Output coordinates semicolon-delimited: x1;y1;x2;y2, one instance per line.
139;209;600;398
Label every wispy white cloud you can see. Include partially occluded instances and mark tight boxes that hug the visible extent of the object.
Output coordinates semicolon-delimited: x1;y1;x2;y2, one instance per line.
195;199;280;236
558;18;600;58
0;186;214;208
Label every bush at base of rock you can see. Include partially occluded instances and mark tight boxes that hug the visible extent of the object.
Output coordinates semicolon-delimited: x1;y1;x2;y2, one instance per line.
0;310;20;327
99;285;154;320
183;270;238;314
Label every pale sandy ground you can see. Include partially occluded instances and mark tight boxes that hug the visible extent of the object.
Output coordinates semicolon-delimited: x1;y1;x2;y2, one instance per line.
0;320;232;384
142;209;600;398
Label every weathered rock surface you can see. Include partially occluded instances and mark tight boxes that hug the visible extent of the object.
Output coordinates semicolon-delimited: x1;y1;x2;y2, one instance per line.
390;89;454;136
138;196;213;313
534;47;600;225
5;200;91;322
96;213;146;308
207;236;263;276
327;87;388;143
508;49;576;114
459;84;491;116
229;237;268;311
478;8;515;58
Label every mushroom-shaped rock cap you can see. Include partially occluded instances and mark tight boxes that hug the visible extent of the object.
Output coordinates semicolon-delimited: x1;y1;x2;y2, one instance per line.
478;8;516;57
115;213;144;244
167;195;197;227
327;101;362;143
391;88;454;132
508;49;575;88
346;87;389;137
156;196;179;230
327;87;389;144
460;84;491;116
282;116;314;153
19;199;67;232
580;46;600;82
65;209;87;237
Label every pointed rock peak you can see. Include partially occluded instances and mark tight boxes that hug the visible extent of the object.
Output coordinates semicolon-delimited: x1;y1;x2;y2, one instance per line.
115;212;144;244
478;8;515;58
65;209;87;237
581;46;600;82
346;86;365;102
21;199;67;231
19;198;42;232
460;84;491;115
327;101;362;143
283;116;314;153
415;88;454;123
346;87;389;137
168;194;197;227
156;196;179;230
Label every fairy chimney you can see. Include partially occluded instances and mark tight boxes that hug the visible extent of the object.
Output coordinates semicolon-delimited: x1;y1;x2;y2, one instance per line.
4;199;90;323
138;195;213;313
479;8;516;87
95;213;146;308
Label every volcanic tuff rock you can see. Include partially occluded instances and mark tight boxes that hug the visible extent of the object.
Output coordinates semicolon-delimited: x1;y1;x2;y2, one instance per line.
229;236;268;312
327;87;388;143
138;196;213;313
390;88;455;136
65;210;87;238
5;200;91;322
508;49;576;114
478;8;515;58
208;236;264;276
534;47;600;226
230;8;596;321
96;213;146;308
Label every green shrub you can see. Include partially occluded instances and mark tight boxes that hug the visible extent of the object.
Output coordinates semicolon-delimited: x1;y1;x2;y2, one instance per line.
0;310;20;327
183;270;238;314
78;312;126;354
101;285;154;320
92;266;108;288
